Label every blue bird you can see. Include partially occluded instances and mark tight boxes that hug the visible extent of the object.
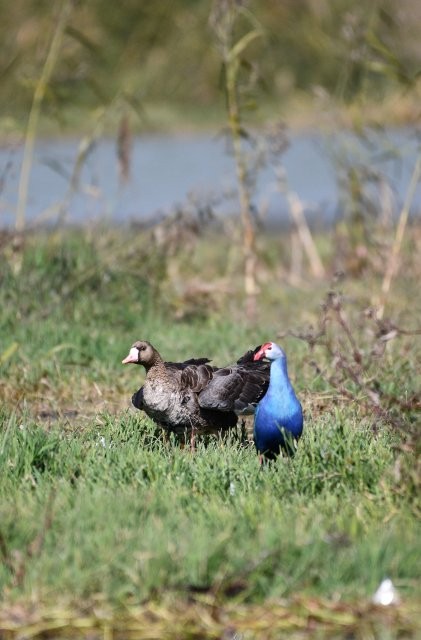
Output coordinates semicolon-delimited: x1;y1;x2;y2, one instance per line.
253;342;303;461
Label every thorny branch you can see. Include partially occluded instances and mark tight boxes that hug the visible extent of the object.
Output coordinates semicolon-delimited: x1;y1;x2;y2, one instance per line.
281;291;421;428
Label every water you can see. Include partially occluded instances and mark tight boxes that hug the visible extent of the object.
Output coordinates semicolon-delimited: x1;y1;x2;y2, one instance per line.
0;129;419;228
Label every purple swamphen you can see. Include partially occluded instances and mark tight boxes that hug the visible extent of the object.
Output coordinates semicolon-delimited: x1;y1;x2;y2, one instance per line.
253;342;303;461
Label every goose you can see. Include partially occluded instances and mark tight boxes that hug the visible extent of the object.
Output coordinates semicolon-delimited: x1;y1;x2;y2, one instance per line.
122;340;270;446
253;342;303;460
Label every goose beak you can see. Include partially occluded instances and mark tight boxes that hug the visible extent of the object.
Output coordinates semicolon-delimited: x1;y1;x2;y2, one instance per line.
122;347;139;364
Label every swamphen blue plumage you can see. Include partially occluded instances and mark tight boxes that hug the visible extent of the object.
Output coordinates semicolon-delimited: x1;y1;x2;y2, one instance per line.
253;342;303;460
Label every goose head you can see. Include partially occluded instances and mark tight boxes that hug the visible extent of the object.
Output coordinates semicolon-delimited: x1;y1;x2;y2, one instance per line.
253;341;286;362
122;340;161;367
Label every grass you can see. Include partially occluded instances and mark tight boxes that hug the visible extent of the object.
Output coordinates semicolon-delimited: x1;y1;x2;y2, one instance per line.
0;225;420;638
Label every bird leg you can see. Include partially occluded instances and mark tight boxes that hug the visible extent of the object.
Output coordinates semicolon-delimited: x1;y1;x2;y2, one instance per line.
185;417;197;453
190;426;196;452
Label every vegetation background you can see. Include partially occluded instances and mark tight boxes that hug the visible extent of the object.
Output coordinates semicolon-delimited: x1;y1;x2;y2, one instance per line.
0;1;420;638
0;0;420;134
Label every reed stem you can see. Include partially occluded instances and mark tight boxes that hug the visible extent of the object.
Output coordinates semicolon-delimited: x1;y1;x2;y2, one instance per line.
377;154;421;319
15;0;74;231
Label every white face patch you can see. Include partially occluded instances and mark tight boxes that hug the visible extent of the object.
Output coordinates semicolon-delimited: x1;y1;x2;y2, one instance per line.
122;346;140;364
129;347;139;361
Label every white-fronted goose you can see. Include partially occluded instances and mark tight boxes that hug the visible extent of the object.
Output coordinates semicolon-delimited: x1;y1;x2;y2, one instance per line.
122;340;270;443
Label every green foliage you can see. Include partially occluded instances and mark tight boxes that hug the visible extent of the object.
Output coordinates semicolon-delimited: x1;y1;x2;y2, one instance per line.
0;0;419;131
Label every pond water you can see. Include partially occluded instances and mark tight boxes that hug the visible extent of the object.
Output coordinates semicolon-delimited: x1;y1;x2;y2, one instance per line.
0;128;419;229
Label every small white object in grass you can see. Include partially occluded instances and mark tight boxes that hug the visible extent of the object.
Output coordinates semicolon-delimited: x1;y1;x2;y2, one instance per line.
229;482;236;496
372;578;400;606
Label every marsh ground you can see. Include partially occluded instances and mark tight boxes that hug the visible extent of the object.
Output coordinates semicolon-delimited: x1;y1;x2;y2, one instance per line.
0;225;420;638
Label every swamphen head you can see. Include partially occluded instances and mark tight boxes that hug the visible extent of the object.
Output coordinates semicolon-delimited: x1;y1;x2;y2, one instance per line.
253;342;286;362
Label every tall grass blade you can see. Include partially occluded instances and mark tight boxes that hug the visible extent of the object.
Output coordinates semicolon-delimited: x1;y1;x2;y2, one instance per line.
0;342;18;365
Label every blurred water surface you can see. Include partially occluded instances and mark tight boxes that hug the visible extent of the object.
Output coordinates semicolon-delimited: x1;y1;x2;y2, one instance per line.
0;129;419;228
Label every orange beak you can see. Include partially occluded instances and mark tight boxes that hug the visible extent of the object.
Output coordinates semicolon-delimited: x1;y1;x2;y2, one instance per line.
253;347;266;361
253;342;272;361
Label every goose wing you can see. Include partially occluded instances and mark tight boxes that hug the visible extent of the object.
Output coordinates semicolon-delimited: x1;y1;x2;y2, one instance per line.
132;386;144;410
166;357;212;369
178;362;216;393
197;346;269;413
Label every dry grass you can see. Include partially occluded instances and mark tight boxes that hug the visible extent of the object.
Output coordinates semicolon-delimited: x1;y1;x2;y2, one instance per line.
0;593;419;639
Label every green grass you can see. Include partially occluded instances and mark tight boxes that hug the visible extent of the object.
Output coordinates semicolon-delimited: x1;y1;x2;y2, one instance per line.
0;410;413;599
0;227;420;638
